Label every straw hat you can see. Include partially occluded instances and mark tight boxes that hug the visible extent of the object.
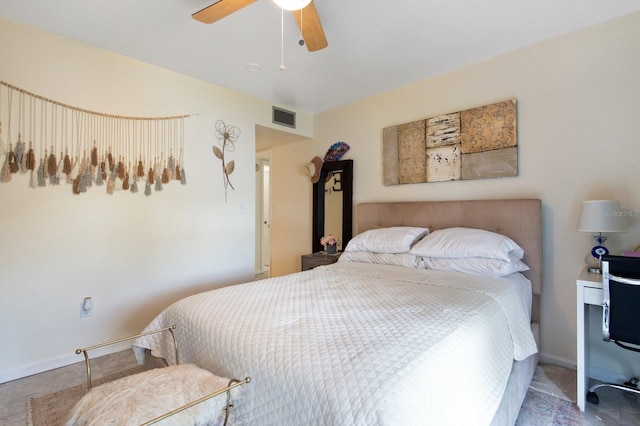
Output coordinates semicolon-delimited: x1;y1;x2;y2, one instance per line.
306;156;323;183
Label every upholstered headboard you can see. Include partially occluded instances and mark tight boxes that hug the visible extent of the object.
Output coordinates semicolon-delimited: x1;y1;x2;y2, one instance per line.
357;199;542;323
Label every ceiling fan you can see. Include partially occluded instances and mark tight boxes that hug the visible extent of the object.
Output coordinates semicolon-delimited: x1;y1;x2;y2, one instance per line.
192;0;328;52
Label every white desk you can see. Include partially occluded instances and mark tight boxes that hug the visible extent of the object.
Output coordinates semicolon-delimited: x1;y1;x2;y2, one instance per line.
576;267;603;411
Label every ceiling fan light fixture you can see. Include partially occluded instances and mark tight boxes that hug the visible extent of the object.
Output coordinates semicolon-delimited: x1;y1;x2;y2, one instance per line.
272;0;312;11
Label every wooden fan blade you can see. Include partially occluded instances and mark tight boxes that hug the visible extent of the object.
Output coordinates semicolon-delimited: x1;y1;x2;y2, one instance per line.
293;1;328;52
192;0;257;24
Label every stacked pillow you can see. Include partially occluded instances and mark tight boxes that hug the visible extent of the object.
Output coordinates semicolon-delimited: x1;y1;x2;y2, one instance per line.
339;227;429;268
340;226;529;277
344;226;429;254
409;227;529;277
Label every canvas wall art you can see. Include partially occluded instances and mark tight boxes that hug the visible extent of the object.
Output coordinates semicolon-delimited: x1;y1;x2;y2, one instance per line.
383;99;517;185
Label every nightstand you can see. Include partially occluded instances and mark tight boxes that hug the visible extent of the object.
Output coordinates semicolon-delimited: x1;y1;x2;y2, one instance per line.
301;252;341;271
576;267;604;411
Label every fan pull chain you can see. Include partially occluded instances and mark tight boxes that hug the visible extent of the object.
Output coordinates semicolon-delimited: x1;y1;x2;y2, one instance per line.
299;6;304;46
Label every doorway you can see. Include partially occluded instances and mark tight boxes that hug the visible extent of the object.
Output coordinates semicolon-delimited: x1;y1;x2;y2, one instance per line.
255;155;271;278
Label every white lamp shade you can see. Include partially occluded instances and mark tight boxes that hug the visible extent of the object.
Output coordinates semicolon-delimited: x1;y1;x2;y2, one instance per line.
273;0;312;10
576;200;628;233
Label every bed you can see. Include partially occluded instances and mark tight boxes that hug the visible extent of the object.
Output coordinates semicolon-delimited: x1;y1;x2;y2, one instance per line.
134;199;542;425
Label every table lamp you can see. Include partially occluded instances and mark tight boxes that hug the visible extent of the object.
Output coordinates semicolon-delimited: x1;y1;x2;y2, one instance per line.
576;200;628;273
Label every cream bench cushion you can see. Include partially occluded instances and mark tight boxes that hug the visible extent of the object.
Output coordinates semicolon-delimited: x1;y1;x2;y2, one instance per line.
67;364;236;425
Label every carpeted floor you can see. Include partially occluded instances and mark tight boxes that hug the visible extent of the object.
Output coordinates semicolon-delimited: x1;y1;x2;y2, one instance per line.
516;388;582;425
529;364;577;403
515;364;582;425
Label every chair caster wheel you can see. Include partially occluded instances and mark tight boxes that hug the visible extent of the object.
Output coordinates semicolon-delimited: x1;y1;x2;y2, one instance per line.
587;391;599;404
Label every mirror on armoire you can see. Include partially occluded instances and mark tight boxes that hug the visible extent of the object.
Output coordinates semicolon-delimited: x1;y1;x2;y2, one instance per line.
312;160;353;253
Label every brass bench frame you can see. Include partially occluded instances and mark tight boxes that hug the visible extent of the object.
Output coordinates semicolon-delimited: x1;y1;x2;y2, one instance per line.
74;324;250;425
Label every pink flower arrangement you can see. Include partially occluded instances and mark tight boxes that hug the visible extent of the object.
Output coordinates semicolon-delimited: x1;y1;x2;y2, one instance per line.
320;233;339;246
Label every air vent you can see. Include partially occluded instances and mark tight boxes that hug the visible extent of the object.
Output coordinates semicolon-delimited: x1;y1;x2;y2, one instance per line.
272;106;296;129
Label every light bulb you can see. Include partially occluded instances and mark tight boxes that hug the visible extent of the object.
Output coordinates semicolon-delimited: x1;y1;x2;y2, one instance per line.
272;0;312;11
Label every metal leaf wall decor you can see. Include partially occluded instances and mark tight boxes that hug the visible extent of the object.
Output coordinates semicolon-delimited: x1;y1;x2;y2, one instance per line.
213;120;239;201
0;80;190;196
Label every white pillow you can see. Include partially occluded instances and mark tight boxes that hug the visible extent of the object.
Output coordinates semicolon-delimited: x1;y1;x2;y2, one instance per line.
422;255;529;277
338;251;425;268
409;227;524;261
344;227;429;254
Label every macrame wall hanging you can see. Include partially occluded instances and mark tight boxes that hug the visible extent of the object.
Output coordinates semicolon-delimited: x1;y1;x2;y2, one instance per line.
0;80;190;196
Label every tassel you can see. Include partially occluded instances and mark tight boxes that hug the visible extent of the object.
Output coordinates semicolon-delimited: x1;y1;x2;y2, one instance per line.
56;158;64;179
37;161;46;187
137;160;145;177
84;169;92;189
54;155;63;183
8;151;19;174
155;176;163;192
168;155;175;179
29;169;37;188
122;171;130;191
72;176;81;194
25;146;36;170
130;179;138;194
95;165;104;186
147;167;154;184
162;167;169;184
180;168;186;185
47;150;58;175
67;159;78;183
117;159;125;180
1;159;11;182
78;173;87;193
107;151;114;172
175;166;181;181
106;178;115;194
79;156;88;176
43;151;50;178
144;180;151;196
14;137;25;173
63;151;72;174
91;144;98;166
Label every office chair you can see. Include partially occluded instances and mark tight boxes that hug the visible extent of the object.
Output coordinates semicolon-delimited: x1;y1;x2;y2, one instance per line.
587;255;640;405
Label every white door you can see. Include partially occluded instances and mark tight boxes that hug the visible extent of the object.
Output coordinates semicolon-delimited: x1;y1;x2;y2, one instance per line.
255;156;271;277
261;160;271;274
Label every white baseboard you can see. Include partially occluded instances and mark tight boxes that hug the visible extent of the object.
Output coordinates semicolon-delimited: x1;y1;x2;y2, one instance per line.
539;352;576;370
0;341;131;384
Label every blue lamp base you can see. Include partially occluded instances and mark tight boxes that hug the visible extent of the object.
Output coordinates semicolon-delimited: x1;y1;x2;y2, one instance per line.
586;233;608;274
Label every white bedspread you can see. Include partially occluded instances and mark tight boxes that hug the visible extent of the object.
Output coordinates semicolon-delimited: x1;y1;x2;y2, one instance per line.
134;262;537;425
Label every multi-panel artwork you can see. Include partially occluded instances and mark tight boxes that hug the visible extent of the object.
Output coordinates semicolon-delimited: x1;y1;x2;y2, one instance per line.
383;99;517;185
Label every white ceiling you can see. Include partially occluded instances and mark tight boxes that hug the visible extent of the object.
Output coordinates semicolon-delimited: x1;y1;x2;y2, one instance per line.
2;0;640;115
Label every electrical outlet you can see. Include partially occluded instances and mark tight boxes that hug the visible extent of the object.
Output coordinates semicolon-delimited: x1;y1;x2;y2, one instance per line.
80;297;93;318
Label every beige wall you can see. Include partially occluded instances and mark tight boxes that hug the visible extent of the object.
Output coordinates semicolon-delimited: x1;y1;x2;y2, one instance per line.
0;17;313;382
270;12;640;377
3;10;639;383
